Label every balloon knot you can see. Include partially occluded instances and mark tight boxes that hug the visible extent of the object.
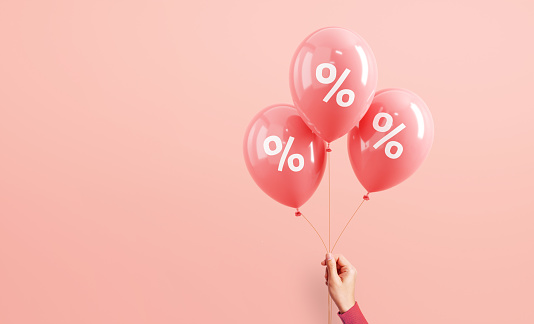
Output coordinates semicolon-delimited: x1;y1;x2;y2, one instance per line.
295;209;302;217
363;193;370;201
326;144;332;152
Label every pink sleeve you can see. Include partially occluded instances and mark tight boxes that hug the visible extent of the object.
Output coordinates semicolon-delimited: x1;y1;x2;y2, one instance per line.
337;302;368;324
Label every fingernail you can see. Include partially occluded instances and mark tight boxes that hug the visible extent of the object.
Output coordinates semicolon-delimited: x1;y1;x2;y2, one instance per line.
326;253;333;260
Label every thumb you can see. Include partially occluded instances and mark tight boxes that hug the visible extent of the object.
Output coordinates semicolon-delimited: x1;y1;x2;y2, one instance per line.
325;253;341;284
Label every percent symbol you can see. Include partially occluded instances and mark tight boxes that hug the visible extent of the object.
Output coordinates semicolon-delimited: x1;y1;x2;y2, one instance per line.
315;63;355;107
372;112;406;159
263;135;304;172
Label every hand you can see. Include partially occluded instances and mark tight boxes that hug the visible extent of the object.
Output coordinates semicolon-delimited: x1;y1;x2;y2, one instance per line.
321;253;357;313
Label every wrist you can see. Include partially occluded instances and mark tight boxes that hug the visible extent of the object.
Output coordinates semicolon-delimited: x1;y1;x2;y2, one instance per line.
337;299;356;314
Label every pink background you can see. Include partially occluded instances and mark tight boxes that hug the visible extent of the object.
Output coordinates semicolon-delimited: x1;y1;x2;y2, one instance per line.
1;1;533;323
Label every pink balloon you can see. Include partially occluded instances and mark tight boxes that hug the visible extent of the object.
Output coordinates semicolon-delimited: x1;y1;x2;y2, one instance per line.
347;89;434;193
243;104;327;208
290;27;378;143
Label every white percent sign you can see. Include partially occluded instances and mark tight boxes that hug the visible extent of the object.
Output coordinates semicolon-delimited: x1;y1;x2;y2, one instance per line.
263;135;304;172
372;112;406;159
315;63;355;107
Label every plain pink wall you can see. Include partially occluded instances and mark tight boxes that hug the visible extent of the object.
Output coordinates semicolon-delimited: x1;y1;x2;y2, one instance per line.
1;0;533;323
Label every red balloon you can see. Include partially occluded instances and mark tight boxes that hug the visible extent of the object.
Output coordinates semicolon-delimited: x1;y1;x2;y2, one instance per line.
348;89;434;193
290;27;378;143
243;104;327;208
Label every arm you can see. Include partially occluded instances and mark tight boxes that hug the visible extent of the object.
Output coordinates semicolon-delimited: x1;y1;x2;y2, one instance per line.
321;253;368;324
337;301;368;324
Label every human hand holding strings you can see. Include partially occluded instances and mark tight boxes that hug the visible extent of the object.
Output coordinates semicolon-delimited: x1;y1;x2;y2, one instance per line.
321;253;357;314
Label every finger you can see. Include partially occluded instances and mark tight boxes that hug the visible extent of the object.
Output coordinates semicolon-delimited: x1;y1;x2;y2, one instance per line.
325;253;341;285
335;254;354;269
335;254;357;278
321;259;326;266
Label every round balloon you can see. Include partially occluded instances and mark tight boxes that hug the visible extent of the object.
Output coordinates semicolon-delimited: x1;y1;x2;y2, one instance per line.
243;104;327;208
347;88;434;193
290;27;378;143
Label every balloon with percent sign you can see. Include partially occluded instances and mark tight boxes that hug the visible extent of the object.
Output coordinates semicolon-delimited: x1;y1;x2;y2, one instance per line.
289;27;378;143
347;88;434;193
243;104;327;208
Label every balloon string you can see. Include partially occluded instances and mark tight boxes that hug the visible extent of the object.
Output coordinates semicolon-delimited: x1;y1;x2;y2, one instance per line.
327;290;329;324
300;212;328;253
328;148;331;253
331;295;334;324
327;146;332;324
331;199;366;253
328;292;331;324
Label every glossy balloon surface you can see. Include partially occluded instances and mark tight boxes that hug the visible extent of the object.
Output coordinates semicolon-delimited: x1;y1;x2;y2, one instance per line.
290;27;378;143
348;89;434;193
243;104;327;208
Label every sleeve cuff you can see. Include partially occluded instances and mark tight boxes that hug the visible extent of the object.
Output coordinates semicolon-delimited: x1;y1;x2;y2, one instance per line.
338;301;368;324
